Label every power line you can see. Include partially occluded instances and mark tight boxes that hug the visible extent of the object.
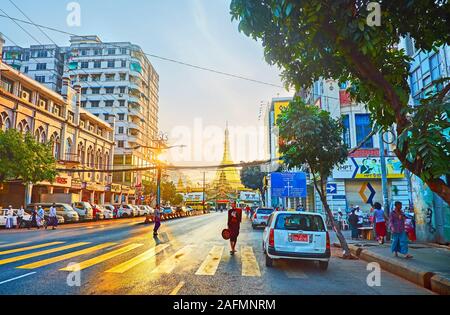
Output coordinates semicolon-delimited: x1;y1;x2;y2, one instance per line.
0;14;285;89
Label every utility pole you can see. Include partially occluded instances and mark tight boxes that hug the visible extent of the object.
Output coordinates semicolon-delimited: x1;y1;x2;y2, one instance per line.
202;171;206;213
379;131;390;237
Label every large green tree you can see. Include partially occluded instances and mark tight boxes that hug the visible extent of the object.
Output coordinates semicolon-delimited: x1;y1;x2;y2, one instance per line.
277;99;352;257
240;165;267;206
230;0;450;204
0;129;57;184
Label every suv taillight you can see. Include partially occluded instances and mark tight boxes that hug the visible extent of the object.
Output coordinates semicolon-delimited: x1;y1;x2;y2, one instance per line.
253;212;257;219
269;228;275;247
326;231;330;250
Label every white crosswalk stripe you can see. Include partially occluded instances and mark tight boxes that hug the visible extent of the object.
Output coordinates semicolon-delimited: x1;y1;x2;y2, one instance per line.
195;246;224;276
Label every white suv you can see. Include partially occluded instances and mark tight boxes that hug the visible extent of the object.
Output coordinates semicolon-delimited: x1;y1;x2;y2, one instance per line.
252;207;274;229
263;211;330;270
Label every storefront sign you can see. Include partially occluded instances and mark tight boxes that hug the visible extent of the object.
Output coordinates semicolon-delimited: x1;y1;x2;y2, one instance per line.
39;176;72;188
111;184;121;193
71;178;82;190
333;157;405;179
239;191;260;202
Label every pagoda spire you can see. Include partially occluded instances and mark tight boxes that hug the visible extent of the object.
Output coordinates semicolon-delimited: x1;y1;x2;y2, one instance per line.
223;122;232;163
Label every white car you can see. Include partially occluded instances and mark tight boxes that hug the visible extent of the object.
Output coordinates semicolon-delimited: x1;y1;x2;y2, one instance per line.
117;204;137;218
97;205;113;219
263;211;330;270
136;205;148;216
0;209;32;228
252;207;274;229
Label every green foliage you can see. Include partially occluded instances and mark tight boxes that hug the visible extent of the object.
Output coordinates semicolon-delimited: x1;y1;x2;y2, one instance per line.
240;165;266;192
172;193;184;206
230;0;450;198
0;129;57;184
277;98;348;181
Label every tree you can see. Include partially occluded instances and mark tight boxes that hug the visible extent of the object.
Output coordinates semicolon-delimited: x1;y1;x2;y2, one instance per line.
0;129;57;184
230;0;450;204
240;165;267;205
277;99;352;257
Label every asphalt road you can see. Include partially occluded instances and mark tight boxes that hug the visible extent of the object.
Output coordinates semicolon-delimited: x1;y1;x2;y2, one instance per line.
0;212;433;295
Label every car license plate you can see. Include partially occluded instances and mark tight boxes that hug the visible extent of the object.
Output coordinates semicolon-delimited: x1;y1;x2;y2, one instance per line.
263;216;269;220
291;234;309;242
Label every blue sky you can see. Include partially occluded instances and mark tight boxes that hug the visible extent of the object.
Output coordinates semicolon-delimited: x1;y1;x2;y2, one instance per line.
0;0;292;169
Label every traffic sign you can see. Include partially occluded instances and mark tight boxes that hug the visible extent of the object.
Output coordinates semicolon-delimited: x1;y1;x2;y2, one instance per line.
326;183;337;194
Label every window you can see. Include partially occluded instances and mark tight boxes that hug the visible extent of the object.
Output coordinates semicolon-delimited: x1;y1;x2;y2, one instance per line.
118;113;125;121
81;62;89;69
275;214;325;232
118;127;124;134
94;49;102;56
119;100;126;107
108;48;116;55
24;66;29;73
80;101;86;108
81;49;88;56
119;73;126;81
107;60;115;68
105;100;114;107
410;68;421;96
81;88;87;95
121;48;128;55
94;61;101;68
91;75;101;81
79;75;88;82
105;87;115;94
342;115;351;147
430;54;440;81
36;50;47;58
121;60;127;68
119;86;126;94
91;101;100;108
117;140;125;148
105;74;115;81
35;76;45;83
91;88;100;94
355;114;373;148
36;63;47;70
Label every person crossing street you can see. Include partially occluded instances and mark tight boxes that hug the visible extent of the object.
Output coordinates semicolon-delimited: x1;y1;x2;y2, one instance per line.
48;203;58;230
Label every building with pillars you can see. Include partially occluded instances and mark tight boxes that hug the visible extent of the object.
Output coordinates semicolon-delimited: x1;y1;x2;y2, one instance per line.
0;40;134;207
2;35;160;202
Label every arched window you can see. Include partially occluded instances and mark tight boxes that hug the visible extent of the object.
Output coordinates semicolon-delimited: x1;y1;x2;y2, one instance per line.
50;132;61;160
0;112;11;131
78;142;85;165
17;119;30;134
35;126;46;144
66;138;73;160
87;146;95;168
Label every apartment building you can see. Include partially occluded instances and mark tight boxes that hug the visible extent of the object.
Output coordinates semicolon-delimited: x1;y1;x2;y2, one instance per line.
2;35;159;198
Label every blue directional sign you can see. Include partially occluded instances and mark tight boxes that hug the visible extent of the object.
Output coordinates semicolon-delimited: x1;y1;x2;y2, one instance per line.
326;183;337;194
270;172;307;198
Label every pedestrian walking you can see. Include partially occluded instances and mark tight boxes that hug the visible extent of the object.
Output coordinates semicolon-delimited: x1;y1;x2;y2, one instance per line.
348;209;359;240
5;205;14;229
49;203;58;230
153;205;161;236
355;206;363;237
30;206;38;229
17;205;25;229
245;205;251;218
390;201;413;259
227;203;242;255
36;206;45;229
372;202;387;245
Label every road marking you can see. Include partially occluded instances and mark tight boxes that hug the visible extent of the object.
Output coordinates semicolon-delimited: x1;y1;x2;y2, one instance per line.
0;242;30;249
0;242;65;256
195;246;224;276
16;243;115;269
0;272;37;285
0;242;90;266
151;246;193;274
284;270;308;279
169;281;185;295
60;243;143;271
241;246;261;277
105;244;170;274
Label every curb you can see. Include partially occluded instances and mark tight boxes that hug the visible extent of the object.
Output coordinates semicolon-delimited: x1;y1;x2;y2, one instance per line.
333;242;447;294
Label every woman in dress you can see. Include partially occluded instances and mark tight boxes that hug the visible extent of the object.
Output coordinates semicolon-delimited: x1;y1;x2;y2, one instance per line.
227;203;242;255
36;206;45;229
372;202;387;245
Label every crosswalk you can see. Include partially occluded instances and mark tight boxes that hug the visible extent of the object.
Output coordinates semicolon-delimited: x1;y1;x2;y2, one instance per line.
0;240;311;280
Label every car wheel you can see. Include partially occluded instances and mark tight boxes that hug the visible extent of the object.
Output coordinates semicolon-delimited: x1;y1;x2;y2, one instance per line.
252;224;256;229
265;254;274;267
122;213;129;218
318;261;329;271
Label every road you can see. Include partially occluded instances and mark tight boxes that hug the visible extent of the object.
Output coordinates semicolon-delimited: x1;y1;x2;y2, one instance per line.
0;212;433;295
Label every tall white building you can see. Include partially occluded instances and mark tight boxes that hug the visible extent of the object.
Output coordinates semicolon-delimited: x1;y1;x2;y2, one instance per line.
3;35;160;196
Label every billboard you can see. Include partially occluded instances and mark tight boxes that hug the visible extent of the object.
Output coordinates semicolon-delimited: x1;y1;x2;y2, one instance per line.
270;172;307;198
333;157;405;179
183;192;204;202
239;191;260;202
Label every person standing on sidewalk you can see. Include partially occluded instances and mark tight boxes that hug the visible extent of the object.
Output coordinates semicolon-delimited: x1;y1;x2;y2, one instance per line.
373;202;387;245
16;205;25;229
48;203;58;230
390;201;413;259
5;206;14;229
153;205;161;236
348;209;359;240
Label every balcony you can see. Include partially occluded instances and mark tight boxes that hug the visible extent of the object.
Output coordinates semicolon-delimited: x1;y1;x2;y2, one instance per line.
59;153;81;165
127;121;141;131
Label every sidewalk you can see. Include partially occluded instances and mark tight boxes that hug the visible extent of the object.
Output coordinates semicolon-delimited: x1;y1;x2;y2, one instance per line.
332;230;450;295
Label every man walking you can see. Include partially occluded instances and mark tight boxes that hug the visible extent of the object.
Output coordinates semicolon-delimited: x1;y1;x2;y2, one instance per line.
153;205;161;236
17;205;25;229
49;203;58;230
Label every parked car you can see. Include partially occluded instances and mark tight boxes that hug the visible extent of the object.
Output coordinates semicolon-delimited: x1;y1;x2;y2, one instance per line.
252;207;274;229
263;211;330;270
26;203;79;223
97;205;113;219
0;209;32;228
103;204;117;218
72;202;94;220
143;205;155;215
136;205;148;216
117;204;137;218
162;206;174;215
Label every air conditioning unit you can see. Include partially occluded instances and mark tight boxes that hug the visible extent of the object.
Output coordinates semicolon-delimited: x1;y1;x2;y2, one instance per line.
80;121;85;128
20;90;30;101
38;99;46;108
53;107;60;116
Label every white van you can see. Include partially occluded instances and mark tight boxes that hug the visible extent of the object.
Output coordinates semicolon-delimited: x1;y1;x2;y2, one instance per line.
263;211;330;270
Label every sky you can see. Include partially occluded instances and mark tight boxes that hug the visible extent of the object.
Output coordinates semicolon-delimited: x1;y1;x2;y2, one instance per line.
0;0;293;182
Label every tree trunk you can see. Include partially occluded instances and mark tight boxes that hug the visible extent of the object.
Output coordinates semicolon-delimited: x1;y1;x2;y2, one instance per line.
312;176;353;258
259;187;266;206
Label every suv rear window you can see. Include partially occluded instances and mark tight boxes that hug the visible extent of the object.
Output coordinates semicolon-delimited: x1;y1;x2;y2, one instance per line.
257;209;273;215
275;214;325;232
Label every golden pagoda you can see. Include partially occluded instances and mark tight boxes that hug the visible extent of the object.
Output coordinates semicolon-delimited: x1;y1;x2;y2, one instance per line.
210;123;244;201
